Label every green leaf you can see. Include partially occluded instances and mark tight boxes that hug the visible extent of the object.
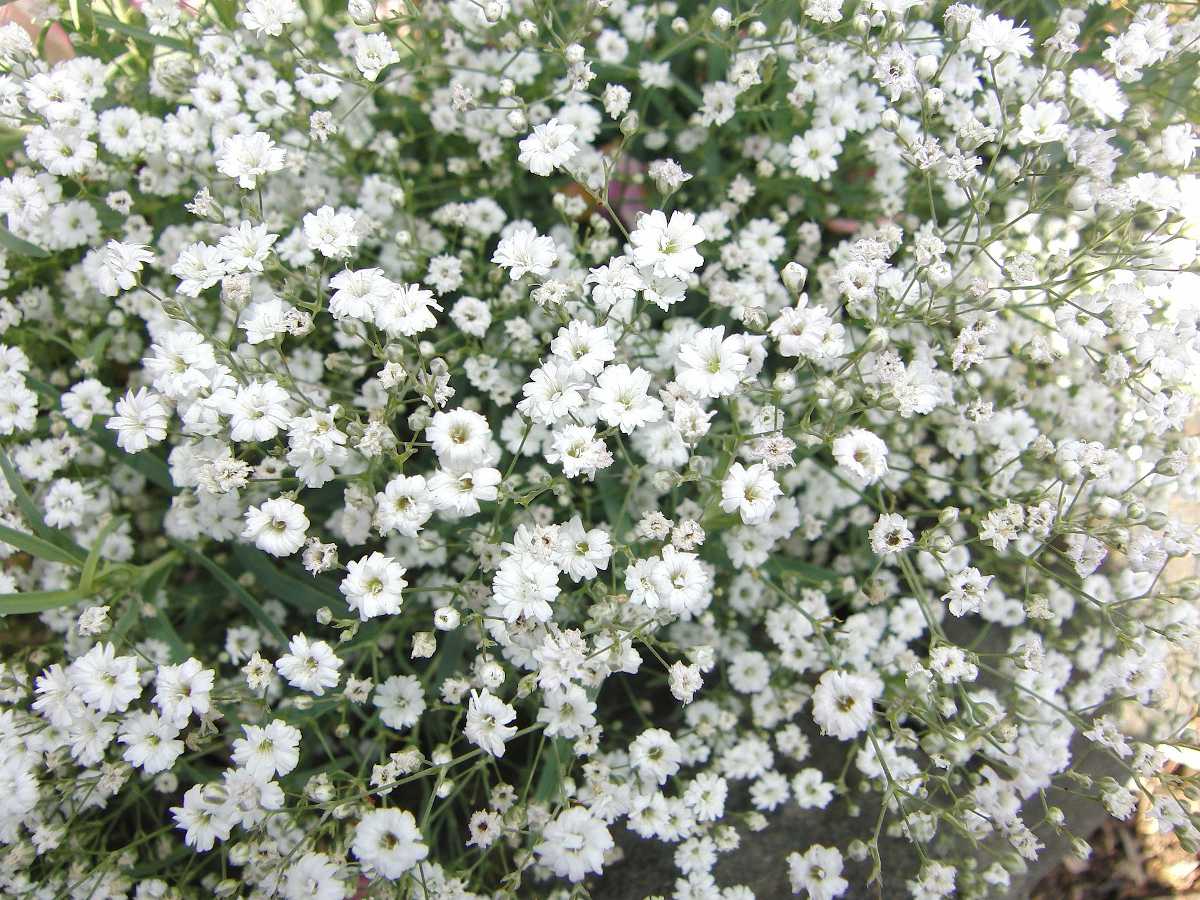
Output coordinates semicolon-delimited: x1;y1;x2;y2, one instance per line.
93;13;190;52
69;0;94;37
0;451;88;557
174;541;287;645
0;227;50;259
533;738;569;803
88;423;174;491
210;0;238;30
433;628;465;683
0;587;88;615
232;545;341;615
0;522;84;567
115;557;186;659
767;556;839;584
80;517;123;593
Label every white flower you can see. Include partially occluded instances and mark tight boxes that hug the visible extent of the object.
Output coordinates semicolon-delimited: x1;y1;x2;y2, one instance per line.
303;205;359;259
720;462;782;525
374;474;433;537
630;210;705;280
226;379;292;442
352;808;429;879
787;844;849;900
464;689;518;757
94;240;154;296
69;642;141;714
243;497;309;557
427;408;493;471
517;118;579;176
118;710;183;774
232;719;301;779
668;661;703;703
676;326;749;398
591;364;664;433
375;282;441;336
492;225;558;280
868;512;913;556
353;32;399;81
630;727;682;785
811;669;881;740
242;0;299;36
171;784;234;852
170;242;225;297
341;551;408;620
427;465;501;516
216;132;286;189
275;634;343;696
154;658;215;728
537;684;597;738
831;427;889;484
1016;101;1068;145
373;674;426;730
284;853;347;900
547;424;613;479
534;807;613;883
493;555;560;622
61;379;112;429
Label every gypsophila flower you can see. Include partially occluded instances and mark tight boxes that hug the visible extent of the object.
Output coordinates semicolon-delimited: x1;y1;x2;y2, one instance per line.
464;689;518;757
0;2;1197;895
243;497;309;557
518;118;579;176
352;808;428;879
341;551;407;620
534;807;614;883
276;634;343;696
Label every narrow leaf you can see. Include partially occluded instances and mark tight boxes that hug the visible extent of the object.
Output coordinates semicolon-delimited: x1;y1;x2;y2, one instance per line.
232;545;341;615
175;541;287;645
0;227;50;259
0;587;88;615
80;517;123;593
0;452;88;558
93;13;190;52
0;522;84;567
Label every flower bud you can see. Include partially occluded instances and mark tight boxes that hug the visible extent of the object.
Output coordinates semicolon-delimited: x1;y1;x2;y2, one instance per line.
938;507;959;526
711;7;733;29
671;16;688;34
774;371;797;393
506;109;527;132
916;55;938;80
864;326;889;351
412;631;436;658
1067;180;1095;211
348;0;375;25
781;261;808;292
620;111;639;135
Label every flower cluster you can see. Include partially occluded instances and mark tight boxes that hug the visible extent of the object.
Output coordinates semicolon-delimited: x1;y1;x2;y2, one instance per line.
0;0;1198;898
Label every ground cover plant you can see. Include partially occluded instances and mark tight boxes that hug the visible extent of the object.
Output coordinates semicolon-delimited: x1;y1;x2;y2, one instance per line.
0;0;1199;897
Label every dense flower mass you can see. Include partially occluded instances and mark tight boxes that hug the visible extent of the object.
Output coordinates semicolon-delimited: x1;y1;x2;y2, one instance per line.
0;0;1198;898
